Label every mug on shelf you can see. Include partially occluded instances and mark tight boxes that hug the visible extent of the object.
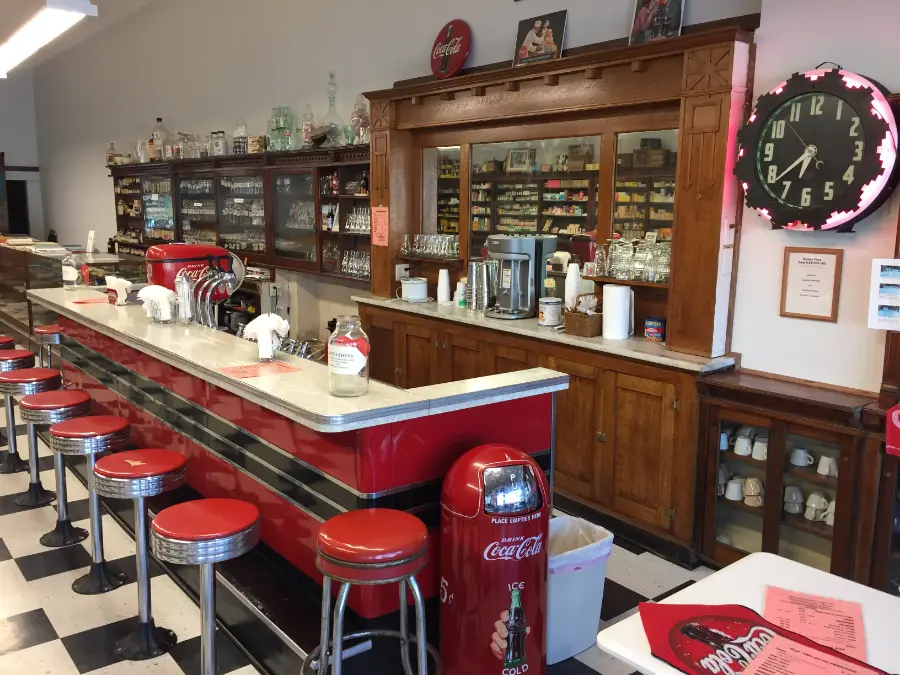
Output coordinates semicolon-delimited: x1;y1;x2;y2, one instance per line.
824;499;836;526
790;448;815;467
733;433;753;457
719;430;732;451
715;533;732;546
816;455;839;477
804;505;823;521
717;466;730;496
784;500;804;515
806;491;828;510
744;494;764;508
784;485;804;503
743;477;764;496
751;437;768;461
725;477;744;501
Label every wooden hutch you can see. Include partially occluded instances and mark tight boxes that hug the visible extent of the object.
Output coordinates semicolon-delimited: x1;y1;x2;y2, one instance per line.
357;21;754;562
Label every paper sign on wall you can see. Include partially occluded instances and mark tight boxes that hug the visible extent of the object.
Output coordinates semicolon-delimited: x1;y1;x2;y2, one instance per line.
868;259;900;330
372;206;389;247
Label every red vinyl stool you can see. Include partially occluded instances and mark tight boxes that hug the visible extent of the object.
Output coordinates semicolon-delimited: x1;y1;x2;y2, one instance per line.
33;324;62;369
94;449;186;660
0;368;61;507
303;509;439;675
0;335;14;350
20;390;92;547
151;499;260;675
49;415;131;594
0;349;36;474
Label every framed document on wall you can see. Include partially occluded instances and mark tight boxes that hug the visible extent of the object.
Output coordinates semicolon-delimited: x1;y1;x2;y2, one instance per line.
780;247;843;322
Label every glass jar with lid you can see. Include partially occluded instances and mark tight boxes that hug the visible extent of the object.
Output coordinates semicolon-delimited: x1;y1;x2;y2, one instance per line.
327;316;370;397
61;253;82;291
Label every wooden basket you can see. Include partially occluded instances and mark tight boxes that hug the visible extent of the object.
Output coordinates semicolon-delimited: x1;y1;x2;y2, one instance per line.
564;294;601;337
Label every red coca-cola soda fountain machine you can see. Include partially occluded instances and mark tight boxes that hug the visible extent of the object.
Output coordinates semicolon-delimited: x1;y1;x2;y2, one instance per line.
440;444;550;675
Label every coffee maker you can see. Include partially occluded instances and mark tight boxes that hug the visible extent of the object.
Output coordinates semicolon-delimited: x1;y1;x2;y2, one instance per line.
484;235;557;319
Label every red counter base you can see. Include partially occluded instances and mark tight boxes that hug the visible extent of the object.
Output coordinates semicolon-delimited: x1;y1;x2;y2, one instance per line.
58;318;555;619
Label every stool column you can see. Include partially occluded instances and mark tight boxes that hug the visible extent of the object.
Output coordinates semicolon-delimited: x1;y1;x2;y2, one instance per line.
41;453;88;547
200;563;217;675
0;394;26;474
15;421;55;507
72;452;127;595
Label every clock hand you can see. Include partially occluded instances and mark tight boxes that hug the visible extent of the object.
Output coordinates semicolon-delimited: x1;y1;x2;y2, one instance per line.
797;153;814;179
775;148;813;181
787;121;808;148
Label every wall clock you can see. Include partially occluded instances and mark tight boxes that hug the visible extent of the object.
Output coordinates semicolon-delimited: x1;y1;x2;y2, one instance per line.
735;68;899;232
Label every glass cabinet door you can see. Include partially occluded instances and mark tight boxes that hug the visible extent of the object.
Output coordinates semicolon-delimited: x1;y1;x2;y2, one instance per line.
273;173;316;262
777;429;838;572
179;178;217;246
885;464;900;596
711;413;771;557
218;175;265;254
142;176;175;242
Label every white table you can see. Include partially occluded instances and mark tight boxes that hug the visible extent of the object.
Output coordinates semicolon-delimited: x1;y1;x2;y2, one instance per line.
596;552;900;674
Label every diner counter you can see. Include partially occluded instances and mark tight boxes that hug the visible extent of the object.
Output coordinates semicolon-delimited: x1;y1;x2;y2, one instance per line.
353;294;735;373
28;287;569;433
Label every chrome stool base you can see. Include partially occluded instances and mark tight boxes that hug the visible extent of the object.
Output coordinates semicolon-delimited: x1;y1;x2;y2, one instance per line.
15;481;55;508
40;518;88;548
300;629;442;675
72;560;127;595
115;619;177;661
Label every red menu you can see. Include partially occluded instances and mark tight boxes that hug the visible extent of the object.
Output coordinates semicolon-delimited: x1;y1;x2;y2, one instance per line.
217;362;300;379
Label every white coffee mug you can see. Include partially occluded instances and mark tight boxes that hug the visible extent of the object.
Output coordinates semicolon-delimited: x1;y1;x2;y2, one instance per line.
744;494;764;508
716;533;732;546
717;466;729;496
725;478;744;501
825;512;835;527
816;455;839;477
804;505;823;521
784;501;804;515
751;438;768;461
790;448;815;467
784;485;804;503
734;435;753;457
743;477;764;496
806;491;828;509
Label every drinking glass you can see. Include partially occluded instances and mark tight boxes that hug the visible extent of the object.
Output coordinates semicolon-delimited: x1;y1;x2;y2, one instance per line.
401;234;411;255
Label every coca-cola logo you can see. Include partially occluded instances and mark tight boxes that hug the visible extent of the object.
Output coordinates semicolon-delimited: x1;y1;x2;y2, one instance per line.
430;20;471;79
483;534;543;561
670;617;776;675
433;37;463;60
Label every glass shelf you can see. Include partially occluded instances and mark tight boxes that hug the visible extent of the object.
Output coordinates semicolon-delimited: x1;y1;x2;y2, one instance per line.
218;175;265;254
142;176;175;242
273;173;316;262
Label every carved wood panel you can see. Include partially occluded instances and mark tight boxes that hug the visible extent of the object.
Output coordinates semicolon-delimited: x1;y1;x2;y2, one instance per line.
371;100;391;130
683;45;734;93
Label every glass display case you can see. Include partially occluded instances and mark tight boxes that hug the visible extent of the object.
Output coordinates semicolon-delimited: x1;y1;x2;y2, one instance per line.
612;130;678;241
877;456;900;596
317;164;371;281
113;175;143;246
273;172;316;262
179;177;217;246
142;175;175;242
218;174;265;254
463;136;601;259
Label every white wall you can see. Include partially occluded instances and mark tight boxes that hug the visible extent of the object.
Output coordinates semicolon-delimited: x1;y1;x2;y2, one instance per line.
0;69;44;236
730;0;900;392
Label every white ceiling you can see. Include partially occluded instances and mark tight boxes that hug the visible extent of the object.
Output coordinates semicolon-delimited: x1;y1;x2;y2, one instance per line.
0;0;153;71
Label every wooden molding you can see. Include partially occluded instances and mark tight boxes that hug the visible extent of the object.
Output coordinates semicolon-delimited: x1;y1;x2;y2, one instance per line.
505;81;520;92
472;86;486;97
410;96;422;106
440;91;455;101
630;60;646;72
543;74;560;86
584;67;602;80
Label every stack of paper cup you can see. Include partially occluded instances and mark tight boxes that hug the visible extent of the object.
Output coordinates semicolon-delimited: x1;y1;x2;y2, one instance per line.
438;269;451;304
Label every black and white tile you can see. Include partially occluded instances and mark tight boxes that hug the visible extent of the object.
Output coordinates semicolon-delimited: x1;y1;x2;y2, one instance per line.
0;408;713;675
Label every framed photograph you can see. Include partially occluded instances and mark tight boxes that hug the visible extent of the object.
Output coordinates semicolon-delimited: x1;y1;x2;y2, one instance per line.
780;247;843;322
513;10;567;66
630;0;685;46
506;149;535;173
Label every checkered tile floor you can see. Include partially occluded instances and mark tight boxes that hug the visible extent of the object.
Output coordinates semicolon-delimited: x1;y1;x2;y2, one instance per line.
0;411;714;675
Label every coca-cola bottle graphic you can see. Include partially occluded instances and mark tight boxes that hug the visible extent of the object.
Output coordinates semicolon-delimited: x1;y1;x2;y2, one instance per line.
680;623;730;650
440;24;454;73
503;589;527;668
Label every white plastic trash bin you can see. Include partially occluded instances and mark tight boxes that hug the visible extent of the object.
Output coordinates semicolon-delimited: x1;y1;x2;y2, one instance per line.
546;514;614;665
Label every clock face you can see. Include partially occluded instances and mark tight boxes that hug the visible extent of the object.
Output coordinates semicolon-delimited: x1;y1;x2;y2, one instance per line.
735;69;899;232
756;93;863;209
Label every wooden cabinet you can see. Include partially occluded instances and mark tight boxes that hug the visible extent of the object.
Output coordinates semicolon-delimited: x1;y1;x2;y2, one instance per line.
601;374;678;532
358;303;703;554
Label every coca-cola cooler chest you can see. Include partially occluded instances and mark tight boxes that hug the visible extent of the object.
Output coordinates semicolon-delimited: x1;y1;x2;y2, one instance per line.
440;444;550;675
145;243;237;302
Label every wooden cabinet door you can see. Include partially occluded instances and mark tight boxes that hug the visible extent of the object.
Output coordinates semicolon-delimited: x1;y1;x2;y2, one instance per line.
439;332;490;384
492;345;533;375
546;357;606;501
600;373;677;532
363;310;397;385
395;322;438;389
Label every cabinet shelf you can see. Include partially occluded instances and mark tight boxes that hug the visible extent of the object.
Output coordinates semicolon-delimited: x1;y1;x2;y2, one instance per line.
718;496;763;517
782;512;833;540
583;275;669;289
718;449;765;467
784;465;837;487
397;255;464;264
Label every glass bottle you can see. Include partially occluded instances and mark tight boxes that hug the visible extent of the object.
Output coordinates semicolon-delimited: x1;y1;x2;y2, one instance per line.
61;253;81;291
301;105;316;148
350;94;370;144
328;316;369;397
105;143;118;165
321;71;345;148
151;118;169;161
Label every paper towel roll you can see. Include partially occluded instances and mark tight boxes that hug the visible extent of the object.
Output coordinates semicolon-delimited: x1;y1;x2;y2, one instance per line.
602;284;634;340
437;269;451;304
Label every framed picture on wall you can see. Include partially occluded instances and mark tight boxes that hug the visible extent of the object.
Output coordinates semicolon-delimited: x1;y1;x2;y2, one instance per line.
513;10;567;66
780;247;843;322
506;149;535;173
630;0;685;46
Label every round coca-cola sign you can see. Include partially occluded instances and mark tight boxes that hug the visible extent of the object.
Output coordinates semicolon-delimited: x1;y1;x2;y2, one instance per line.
431;19;471;79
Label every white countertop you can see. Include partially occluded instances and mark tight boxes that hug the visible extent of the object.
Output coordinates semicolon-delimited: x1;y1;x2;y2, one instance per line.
28;288;568;434
353;295;734;374
596;552;900;674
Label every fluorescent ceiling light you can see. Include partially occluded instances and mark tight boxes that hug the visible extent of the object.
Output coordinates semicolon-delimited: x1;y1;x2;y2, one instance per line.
0;0;97;78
